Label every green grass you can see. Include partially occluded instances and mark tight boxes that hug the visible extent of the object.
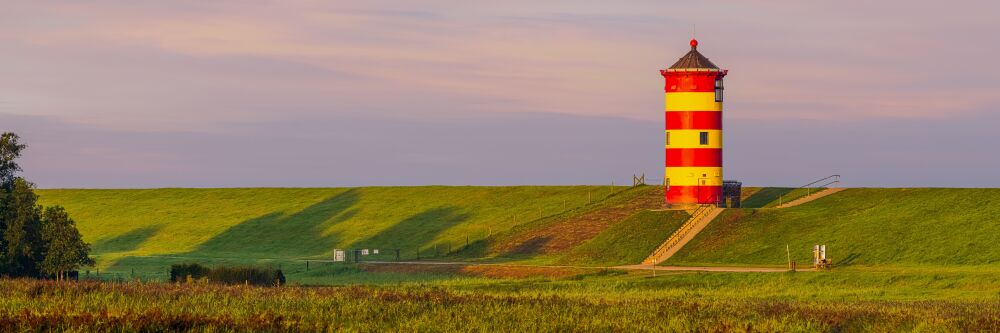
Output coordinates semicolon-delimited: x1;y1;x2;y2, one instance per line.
447;186;684;266
741;187;823;208
35;186;621;276
21;186;1000;331
558;210;689;266
668;188;1000;267
2;267;998;331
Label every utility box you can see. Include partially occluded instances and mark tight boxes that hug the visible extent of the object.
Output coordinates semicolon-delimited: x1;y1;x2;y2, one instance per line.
813;244;833;269
719;180;742;208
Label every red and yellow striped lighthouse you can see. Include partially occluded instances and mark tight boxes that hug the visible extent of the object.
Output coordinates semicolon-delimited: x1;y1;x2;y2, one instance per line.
661;39;727;205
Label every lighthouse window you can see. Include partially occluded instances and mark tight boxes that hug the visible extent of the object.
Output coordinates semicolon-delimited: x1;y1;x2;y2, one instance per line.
714;77;724;102
699;132;709;145
664;132;670;146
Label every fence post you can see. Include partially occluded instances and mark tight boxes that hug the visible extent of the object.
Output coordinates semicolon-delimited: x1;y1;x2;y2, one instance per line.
786;244;791;270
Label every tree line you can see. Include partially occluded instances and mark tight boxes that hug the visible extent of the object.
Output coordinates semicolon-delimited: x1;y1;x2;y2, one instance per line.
1;132;92;280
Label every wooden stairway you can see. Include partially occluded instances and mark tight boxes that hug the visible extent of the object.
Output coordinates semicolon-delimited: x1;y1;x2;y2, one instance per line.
642;205;724;265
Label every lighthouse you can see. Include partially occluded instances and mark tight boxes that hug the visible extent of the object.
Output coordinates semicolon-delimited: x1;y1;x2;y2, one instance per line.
661;39;727;205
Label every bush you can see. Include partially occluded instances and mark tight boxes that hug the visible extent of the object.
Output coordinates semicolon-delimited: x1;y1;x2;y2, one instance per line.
170;263;285;286
169;263;211;282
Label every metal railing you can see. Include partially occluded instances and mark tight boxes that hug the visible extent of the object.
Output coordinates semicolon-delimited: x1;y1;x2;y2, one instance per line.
778;175;841;206
645;202;717;264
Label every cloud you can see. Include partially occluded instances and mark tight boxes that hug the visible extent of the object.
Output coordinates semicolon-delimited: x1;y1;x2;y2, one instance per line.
3;112;664;188
2;1;1000;187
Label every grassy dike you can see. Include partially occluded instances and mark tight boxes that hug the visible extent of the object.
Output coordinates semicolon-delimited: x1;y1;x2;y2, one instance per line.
35;186;622;279
667;188;1000;267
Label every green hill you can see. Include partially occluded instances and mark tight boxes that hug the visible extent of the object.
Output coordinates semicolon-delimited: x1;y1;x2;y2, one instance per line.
667;188;1000;267
452;186;689;266
37;186;998;282
35;186;623;276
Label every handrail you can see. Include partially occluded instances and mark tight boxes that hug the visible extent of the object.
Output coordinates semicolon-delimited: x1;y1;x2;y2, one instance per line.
799;175;840;188
779;175;841;206
816;180;839;188
646;202;717;264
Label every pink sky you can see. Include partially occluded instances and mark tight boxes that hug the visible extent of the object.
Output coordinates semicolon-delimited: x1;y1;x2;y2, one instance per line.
2;1;999;187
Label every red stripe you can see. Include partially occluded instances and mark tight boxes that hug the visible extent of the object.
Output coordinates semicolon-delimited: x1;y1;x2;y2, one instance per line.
666;148;721;167
665;111;722;130
663;72;720;93
666;185;721;204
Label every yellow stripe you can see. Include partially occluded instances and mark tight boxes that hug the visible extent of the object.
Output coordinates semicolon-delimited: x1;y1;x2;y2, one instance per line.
665;92;722;111
665;129;722;149
665;167;723;186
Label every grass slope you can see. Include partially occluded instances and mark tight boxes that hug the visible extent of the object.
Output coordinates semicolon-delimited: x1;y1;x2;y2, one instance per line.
740;187;822;208
558;210;688;266
667;188;1000;267
35;186;619;275
450;186;688;266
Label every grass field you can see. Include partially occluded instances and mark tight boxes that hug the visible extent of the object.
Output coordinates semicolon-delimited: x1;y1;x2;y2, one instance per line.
556;210;688;265
35;186;621;279
450;186;687;266
21;186;1000;331
36;186;1000;283
2;267;998;331
667;188;1000;267
740;187;822;208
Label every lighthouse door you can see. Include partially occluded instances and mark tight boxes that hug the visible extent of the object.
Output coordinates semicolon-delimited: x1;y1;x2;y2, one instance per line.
697;178;709;204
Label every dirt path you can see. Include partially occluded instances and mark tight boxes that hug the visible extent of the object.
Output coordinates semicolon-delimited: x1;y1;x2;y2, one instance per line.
364;260;797;273
775;188;845;208
615;264;797;273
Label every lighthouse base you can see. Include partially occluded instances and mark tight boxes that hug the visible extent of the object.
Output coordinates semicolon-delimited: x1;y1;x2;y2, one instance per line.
666;185;721;206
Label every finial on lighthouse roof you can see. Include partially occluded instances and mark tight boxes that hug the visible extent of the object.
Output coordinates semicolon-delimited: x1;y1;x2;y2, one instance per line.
669;39;719;70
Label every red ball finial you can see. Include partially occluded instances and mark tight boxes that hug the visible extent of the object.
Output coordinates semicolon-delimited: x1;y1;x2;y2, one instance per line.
690;39;698;49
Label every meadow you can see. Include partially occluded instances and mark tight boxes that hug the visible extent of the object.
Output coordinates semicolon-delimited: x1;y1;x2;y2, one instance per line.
35;186;1000;283
1;267;998;332
16;186;1000;331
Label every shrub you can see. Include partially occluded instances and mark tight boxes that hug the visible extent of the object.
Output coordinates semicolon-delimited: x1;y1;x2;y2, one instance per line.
170;263;285;286
169;263;211;282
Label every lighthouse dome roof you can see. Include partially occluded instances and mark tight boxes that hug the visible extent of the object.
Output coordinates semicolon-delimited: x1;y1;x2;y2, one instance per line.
669;39;719;70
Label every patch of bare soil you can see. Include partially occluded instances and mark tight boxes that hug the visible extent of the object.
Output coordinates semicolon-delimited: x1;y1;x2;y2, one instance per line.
491;188;664;256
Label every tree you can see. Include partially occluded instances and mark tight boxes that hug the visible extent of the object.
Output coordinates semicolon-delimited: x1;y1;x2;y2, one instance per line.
40;206;94;280
1;178;44;277
0;132;92;279
0;132;26;190
0;132;28;275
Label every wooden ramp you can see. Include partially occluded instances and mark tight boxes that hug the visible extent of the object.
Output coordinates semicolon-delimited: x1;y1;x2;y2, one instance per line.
642;205;724;265
775;188;845;208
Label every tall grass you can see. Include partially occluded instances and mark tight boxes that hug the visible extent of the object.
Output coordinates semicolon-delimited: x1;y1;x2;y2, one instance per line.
0;278;996;332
